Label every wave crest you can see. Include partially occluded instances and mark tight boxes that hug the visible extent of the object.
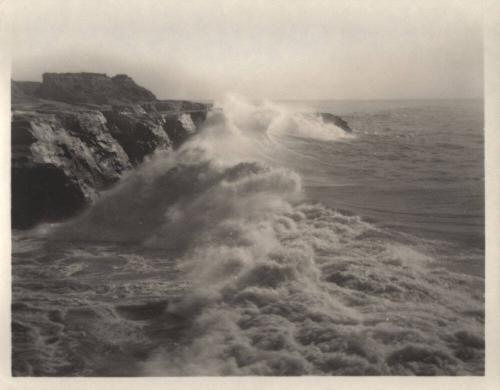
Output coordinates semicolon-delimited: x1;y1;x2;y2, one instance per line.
42;95;483;376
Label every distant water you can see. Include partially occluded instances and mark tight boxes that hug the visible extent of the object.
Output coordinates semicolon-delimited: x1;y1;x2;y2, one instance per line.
280;99;484;276
12;97;484;376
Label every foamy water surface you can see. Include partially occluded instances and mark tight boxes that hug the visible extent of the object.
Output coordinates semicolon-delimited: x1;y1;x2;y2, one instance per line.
12;97;484;376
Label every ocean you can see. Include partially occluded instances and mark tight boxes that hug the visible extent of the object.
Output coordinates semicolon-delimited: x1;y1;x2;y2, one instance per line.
11;97;484;376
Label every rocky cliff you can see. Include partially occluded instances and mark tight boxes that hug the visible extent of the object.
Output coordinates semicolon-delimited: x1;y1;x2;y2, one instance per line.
11;72;352;229
11;73;209;228
34;72;157;104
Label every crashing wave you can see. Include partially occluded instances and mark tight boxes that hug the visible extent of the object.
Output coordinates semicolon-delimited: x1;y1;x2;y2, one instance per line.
15;96;483;376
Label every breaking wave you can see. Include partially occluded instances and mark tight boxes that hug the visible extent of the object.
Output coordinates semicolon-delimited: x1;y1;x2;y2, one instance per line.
18;96;483;376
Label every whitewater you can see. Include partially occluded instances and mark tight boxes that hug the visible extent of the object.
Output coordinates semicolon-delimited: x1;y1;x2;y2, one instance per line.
12;96;484;376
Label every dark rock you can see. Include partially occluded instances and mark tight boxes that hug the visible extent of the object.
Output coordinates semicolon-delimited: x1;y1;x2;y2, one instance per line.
111;74;157;102
140;100;210;113
10;72;210;228
12;164;89;229
11;109;208;228
11;110;131;228
104;108;171;164
189;110;209;129
319;112;352;133
37;73;113;104
11;81;42;100
36;72;156;104
161;113;198;148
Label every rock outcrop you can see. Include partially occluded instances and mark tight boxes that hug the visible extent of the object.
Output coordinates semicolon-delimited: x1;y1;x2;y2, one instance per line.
319;112;352;133
11;81;42;100
11;73;209;229
36;73;157;104
103;108;171;165
11;73;351;229
11;109;131;228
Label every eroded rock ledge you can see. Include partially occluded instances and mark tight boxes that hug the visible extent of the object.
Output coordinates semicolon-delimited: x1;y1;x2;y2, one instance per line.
11;72;352;229
11;73;210;228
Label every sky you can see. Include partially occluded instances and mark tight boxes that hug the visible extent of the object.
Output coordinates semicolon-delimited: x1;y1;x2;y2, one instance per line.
5;0;484;100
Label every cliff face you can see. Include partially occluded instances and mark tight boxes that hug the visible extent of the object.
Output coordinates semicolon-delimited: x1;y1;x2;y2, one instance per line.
11;72;351;229
36;72;157;104
11;81;42;100
12;109;131;228
11;73;209;229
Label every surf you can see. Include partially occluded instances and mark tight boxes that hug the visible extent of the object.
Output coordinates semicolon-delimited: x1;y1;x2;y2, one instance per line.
12;96;484;376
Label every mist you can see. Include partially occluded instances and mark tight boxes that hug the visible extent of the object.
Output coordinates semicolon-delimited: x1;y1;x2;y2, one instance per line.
7;0;483;100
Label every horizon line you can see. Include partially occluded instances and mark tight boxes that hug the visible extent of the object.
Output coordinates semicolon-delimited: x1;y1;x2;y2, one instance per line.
165;97;484;102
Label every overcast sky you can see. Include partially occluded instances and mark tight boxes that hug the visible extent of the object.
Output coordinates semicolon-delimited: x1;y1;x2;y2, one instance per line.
6;0;483;100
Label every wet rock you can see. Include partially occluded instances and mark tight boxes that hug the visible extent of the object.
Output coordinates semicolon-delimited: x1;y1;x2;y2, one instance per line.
10;73;210;228
319;112;352;133
103;108;171;164
11;110;131;228
161;113;198;148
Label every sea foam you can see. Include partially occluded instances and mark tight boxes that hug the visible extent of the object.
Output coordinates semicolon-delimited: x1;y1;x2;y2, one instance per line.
32;96;485;376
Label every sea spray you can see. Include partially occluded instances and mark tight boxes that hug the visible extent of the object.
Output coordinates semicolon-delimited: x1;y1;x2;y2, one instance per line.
48;95;348;243
137;196;484;375
13;96;484;376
